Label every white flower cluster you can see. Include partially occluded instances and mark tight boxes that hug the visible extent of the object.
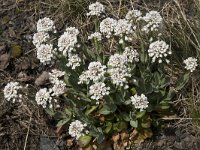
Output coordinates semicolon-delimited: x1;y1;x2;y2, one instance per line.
36;44;54;64
141;11;163;33
68;120;87;139
66;54;81;70
125;9;142;21
183;57;198;72
35;88;52;108
34;17;56;64
4;82;22;103
35;69;66;108
78;61;106;84
49;69;65;83
49;69;66;96
148;40;171;63
58;27;81;70
51;80;66;96
37;17;56;33
114;19;134;37
89;82;110;103
100;17;117;38
123;47;139;63
130;94;149;111
33;32;50;48
87;2;105;16
58;30;78;56
88;32;102;41
107;54;131;88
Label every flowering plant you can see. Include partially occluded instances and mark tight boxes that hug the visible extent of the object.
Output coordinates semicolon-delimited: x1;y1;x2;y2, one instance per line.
4;1;198;148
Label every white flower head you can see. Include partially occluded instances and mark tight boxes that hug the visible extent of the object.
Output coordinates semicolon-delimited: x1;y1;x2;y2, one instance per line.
49;69;65;84
37;17;55;32
4;82;22;103
107;54;131;88
148;40;171;63
89;82;110;102
183;57;198;72
65;27;80;37
114;19;134;37
51;80;66;96
125;9;142;21
108;67;131;88
87;2;105;16
66;53;81;70
79;61;106;84
69;120;87;140
36;44;54;64
130;94;149;111
100;17;117;38
141;11;163;33
78;71;90;85
107;54;128;68
35;88;52;108
123;47;139;63
33;32;49;48
88;32;102;41
58;32;78;56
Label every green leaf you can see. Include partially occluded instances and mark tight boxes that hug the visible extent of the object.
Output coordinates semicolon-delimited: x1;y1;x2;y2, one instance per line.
97;134;105;144
10;44;22;58
78;135;92;147
85;106;98;115
121;112;130;122
175;72;190;90
45;108;55;116
113;121;128;132
99;104;117;115
130;120;138;128
130;87;137;95
136;111;146;119
104;122;112;134
56;118;70;127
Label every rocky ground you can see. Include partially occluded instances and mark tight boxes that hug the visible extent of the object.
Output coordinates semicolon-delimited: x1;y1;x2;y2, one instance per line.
0;0;200;149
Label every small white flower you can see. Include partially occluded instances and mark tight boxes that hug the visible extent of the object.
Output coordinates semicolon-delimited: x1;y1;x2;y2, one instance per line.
69;120;87;140
123;47;139;63
125;9;142;21
114;19;134;37
37;17;55;32
100;17;117;38
148;40;171;63
66;53;81;70
89;82;110;101
87;2;105;16
35;88;52;108
49;69;65;84
51;80;66;96
141;11;163;33
36;44;54;64
4;82;22;103
33;32;49;48
88;32;102;41
130;94;149;111
183;57;198;72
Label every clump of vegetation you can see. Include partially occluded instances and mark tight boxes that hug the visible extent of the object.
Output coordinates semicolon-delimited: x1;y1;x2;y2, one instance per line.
3;1;199;149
